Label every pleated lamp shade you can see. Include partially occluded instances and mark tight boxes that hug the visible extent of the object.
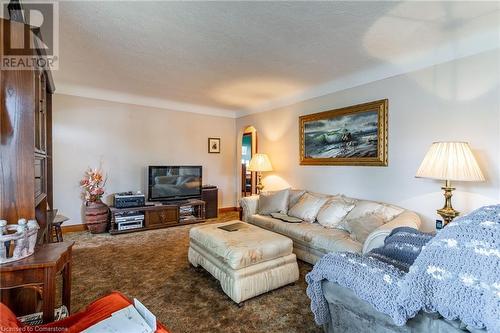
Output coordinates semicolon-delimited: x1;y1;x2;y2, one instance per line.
416;142;484;182
248;154;273;172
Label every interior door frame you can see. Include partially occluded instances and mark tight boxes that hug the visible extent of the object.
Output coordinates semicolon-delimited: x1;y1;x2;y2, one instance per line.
241;128;258;196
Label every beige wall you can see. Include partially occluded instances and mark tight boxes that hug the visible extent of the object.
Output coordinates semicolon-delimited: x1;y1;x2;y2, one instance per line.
53;94;237;226
236;50;500;231
53;50;499;230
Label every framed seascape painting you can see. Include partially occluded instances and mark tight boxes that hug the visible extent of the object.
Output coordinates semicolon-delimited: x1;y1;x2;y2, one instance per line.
299;99;388;166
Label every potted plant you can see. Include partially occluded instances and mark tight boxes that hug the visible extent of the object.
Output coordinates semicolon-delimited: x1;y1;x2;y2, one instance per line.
80;168;108;233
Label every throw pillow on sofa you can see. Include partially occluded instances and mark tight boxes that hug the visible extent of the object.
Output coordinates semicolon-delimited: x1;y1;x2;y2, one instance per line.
258;189;290;215
341;201;404;243
288;192;329;223
288;189;306;210
316;196;356;228
344;200;403;222
342;214;386;243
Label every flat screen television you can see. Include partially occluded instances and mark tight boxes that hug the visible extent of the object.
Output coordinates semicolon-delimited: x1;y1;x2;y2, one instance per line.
148;166;202;202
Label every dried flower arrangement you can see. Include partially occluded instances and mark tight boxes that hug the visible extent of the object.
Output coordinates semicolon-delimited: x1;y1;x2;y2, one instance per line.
80;168;106;203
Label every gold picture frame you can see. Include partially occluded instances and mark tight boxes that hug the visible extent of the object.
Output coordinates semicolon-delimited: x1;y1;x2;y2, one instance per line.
299;99;388;166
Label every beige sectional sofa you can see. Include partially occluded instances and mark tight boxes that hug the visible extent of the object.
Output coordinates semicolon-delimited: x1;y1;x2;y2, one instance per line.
240;191;421;264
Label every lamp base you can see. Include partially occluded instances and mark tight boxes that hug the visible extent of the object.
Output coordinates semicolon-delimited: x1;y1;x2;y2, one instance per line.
437;180;459;227
256;172;264;194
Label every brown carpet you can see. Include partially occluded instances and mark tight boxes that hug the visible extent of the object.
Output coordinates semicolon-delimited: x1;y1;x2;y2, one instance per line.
64;212;322;333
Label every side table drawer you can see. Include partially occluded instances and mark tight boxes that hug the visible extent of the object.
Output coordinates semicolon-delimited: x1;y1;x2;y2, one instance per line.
0;268;45;288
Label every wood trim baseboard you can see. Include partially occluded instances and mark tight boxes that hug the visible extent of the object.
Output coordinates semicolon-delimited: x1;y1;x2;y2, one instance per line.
219;207;238;213
62;224;87;234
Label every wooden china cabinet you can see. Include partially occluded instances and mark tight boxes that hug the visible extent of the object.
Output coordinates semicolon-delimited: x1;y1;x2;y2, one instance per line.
0;17;55;243
0;15;56;315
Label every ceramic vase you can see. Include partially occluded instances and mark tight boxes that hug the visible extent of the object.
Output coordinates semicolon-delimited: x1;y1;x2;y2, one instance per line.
84;200;109;234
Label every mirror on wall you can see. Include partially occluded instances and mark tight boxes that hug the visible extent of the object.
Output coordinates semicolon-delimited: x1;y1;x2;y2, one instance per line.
241;126;257;197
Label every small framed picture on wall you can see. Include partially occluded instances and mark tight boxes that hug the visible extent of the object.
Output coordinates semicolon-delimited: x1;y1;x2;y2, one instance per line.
208;138;221;153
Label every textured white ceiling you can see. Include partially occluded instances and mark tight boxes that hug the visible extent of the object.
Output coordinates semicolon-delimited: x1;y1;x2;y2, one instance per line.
54;1;500;117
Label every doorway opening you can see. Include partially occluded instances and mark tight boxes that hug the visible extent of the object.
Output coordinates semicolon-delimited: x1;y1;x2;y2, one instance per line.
241;126;257;197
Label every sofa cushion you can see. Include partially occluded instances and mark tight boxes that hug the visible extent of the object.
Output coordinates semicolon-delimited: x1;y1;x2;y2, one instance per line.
288;192;329;223
258;189;289;215
250;214;320;242
250;214;362;254
317;196;356;229
288;189;306;209
310;228;363;254
345;200;404;222
270;212;303;223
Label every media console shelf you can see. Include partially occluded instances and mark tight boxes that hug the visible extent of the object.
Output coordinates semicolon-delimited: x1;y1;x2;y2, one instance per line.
109;199;206;235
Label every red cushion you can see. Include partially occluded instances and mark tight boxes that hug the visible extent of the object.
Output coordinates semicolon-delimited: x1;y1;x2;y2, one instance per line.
0;302;22;329
1;292;169;333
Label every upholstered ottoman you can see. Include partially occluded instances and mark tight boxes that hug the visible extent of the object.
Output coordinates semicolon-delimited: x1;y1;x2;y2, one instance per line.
188;221;299;304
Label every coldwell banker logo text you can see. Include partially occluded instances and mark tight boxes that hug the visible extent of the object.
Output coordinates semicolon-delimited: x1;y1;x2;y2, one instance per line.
1;1;59;70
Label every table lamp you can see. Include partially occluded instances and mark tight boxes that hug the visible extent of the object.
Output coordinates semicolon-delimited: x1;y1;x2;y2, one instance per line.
416;142;484;226
248;153;273;193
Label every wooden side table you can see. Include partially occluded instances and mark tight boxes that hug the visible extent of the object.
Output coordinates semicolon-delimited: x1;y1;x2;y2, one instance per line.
0;241;74;323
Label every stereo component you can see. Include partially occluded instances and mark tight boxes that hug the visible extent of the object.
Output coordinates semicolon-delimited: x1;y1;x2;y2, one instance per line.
117;220;143;231
114;192;145;208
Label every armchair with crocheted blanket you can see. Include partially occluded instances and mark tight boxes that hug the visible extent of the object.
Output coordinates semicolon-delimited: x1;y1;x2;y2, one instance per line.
306;205;499;333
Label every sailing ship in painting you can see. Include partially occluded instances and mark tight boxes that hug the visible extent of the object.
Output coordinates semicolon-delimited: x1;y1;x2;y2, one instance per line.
304;110;379;158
